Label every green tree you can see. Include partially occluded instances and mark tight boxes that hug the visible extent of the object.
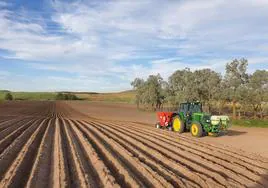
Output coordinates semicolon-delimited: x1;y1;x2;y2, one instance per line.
168;68;221;112
215;80;232;115
246;70;268;118
224;58;249;119
5;93;13;101
66;93;78;100
193;69;221;112
131;74;165;110
56;93;64;100
168;68;194;106
131;78;145;108
55;93;78;100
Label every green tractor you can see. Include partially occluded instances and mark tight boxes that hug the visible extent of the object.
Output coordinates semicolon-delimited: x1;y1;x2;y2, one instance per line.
172;102;230;137
156;102;230;137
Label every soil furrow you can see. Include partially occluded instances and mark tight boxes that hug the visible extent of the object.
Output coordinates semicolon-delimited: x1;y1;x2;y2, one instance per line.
0;118;43;180
0;118;37;154
73;120;142;188
52;118;67;188
57;118;74;187
77;120;175;188
130;122;268;164
68;119;120;188
89;120;226;187
109;121;265;187
124;121;268;186
145;128;267;184
0;118;49;188
61;118;96;188
90;120;234;187
128;121;268;168
0;117;19;126
78;120;169;187
0;117;27;133
25;118;55;188
131;125;268;175
0;117;14;124
0;118;32;140
85;120;198;188
80;119;207;185
0;101;267;188
113;121;268;184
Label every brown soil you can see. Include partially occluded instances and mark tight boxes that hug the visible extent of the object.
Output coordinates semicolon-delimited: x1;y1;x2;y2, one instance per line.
68;101;268;159
0;101;267;188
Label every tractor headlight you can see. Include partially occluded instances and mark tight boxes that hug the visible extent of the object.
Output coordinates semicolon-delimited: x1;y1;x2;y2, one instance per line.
206;119;210;123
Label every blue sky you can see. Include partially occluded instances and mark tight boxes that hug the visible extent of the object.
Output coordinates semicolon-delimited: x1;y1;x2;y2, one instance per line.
0;0;268;92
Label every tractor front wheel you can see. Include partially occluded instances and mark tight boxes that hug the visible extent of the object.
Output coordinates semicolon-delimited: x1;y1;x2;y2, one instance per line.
190;122;203;137
172;116;185;133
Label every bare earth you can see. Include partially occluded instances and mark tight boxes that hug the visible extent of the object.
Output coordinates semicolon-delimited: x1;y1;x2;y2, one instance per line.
0;101;267;188
68;101;268;159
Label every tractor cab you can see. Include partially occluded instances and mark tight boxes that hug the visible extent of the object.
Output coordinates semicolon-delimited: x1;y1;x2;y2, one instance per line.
179;102;202;116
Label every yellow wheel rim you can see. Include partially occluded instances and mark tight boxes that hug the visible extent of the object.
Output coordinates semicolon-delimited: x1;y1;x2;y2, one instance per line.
191;124;198;136
173;118;181;132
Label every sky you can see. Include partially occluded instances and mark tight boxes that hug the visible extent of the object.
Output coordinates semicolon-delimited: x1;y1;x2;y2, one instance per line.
0;0;268;92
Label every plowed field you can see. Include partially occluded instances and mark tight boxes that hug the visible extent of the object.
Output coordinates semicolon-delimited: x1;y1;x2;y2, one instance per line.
0;101;267;188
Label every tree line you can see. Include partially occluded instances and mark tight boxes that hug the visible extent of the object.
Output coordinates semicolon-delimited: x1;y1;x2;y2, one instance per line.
131;58;268;119
55;92;79;100
2;92;79;101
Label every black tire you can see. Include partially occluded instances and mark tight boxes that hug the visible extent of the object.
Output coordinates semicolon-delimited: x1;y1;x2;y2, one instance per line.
167;126;172;131
172;115;185;133
190;122;203;137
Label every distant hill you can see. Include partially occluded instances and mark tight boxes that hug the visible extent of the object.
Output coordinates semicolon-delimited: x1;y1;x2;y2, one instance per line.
0;90;10;93
0;90;136;103
75;90;136;103
59;91;99;95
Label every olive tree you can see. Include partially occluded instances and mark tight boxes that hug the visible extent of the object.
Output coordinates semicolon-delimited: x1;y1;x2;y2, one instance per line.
224;58;249;119
215;80;232;115
168;68;194;106
247;70;268;118
168;68;221;112
131;74;166;110
131;78;145;108
192;69;221;112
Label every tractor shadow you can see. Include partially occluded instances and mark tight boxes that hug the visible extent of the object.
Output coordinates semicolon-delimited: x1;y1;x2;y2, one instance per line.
218;130;247;137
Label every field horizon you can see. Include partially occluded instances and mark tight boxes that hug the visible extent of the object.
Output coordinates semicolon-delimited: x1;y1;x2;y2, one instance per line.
0;90;136;102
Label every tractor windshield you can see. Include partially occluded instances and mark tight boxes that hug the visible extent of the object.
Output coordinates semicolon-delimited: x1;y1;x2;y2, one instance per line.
179;102;202;114
179;103;188;114
189;103;202;113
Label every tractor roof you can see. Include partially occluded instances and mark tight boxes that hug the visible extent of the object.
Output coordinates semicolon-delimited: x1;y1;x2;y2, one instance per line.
181;102;201;105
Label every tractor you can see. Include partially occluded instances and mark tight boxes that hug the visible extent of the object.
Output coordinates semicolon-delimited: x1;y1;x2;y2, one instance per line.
155;102;230;137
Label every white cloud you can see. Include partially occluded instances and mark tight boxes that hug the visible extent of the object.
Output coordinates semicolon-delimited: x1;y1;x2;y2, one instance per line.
248;57;268;65
0;0;267;91
0;1;10;8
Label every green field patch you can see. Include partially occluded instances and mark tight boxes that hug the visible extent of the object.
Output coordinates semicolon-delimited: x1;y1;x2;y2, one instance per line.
232;119;268;128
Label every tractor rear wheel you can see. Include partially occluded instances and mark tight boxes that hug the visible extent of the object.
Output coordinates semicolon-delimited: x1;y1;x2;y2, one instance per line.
172;116;185;133
190;122;203;137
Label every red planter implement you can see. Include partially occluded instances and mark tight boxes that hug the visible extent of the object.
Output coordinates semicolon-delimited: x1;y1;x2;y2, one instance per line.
156;112;174;127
